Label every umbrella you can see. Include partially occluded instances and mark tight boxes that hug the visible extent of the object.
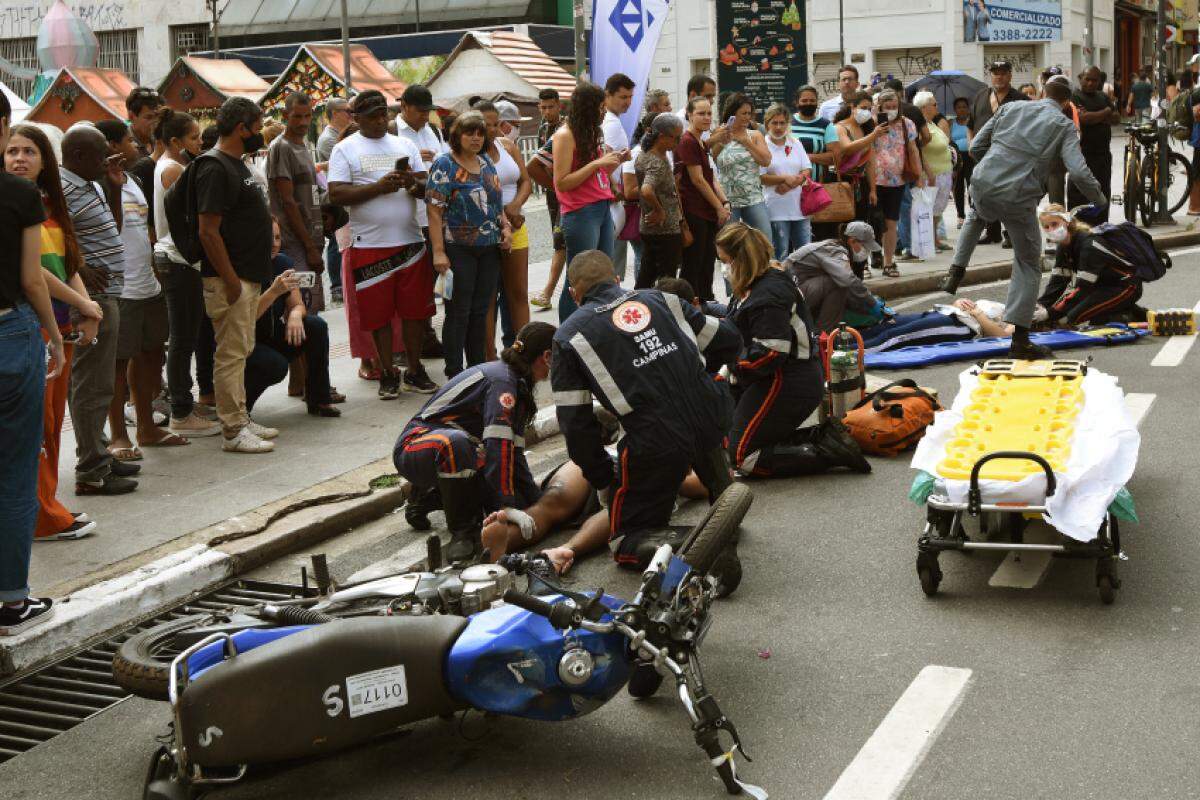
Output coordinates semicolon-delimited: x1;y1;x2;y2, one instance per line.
904;70;987;113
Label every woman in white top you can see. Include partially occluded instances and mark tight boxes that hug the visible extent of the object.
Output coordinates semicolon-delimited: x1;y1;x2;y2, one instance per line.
760;103;813;260
478;102;532;359
152;108;216;438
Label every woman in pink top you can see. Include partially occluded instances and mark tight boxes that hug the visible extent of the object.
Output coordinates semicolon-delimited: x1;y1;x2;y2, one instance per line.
551;82;627;321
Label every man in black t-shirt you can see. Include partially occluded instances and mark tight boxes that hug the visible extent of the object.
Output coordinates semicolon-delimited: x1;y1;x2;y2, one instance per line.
196;97;276;454
1070;66;1118;215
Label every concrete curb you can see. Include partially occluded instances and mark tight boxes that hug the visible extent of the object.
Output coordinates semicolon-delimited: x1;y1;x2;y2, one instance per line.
863;225;1200;301
1;459;408;677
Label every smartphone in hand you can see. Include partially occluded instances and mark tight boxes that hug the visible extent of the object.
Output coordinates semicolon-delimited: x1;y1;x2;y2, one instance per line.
394;157;410;172
295;271;317;289
725;116;738;128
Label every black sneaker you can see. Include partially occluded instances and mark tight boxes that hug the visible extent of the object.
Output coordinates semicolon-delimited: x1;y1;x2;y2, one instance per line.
75;474;138;496
110;460;141;477
378;371;400;400
402;369;438;394
0;597;54;636
1008;340;1055;361
37;519;97;541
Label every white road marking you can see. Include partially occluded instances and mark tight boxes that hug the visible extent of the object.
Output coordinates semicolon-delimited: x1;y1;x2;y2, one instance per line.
1125;392;1156;428
1166;246;1200;256
987;522;1058;589
823;665;973;800
1150;300;1200;368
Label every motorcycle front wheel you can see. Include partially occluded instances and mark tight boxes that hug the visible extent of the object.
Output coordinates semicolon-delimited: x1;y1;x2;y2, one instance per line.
677;483;753;578
113;613;221;700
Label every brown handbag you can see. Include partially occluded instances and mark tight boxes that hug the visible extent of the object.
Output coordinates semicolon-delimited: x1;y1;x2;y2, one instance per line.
810;180;855;223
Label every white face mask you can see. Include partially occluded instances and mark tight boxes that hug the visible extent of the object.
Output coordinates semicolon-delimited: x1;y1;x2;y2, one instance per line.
853;108;873;125
720;262;731;281
886;109;899;121
1045;226;1069;243
850;247;868;263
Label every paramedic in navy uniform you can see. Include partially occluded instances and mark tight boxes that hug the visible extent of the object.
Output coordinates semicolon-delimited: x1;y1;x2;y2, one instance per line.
550;250;742;571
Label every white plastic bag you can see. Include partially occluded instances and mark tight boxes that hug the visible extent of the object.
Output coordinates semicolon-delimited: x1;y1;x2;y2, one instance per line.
910;186;937;260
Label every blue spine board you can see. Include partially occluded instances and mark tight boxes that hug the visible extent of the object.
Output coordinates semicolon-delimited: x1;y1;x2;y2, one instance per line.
446;594;631;721
864;325;1147;369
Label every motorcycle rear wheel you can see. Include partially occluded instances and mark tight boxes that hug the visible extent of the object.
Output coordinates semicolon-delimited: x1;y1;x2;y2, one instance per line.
677;483;753;577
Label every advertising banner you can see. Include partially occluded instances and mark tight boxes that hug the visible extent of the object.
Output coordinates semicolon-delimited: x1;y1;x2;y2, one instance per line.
716;1;807;114
963;0;1062;43
590;0;671;138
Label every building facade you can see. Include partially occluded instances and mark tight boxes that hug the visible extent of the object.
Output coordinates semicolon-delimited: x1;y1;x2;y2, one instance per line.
646;0;1195;109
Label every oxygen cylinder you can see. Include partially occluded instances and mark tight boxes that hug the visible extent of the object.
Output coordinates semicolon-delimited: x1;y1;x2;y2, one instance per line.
824;324;865;420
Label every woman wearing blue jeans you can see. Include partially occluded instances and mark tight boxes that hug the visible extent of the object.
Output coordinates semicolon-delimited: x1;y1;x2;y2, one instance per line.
552;82;622;321
711;92;773;240
0;92;67;634
426;112;512;377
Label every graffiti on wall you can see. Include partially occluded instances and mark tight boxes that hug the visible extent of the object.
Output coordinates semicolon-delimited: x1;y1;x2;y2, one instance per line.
0;2;127;39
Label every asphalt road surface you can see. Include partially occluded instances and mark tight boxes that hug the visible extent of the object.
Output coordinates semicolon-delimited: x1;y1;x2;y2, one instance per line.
4;248;1199;800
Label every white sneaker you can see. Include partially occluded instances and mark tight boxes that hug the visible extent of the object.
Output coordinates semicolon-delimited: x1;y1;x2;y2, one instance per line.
169;412;222;437
222;427;275;454
246;419;279;440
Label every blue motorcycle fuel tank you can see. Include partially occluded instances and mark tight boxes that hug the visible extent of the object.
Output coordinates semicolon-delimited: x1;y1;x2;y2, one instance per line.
446;594;631;721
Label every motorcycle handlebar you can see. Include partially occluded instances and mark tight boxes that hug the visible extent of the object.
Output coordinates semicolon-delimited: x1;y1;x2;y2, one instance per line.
502;589;580;630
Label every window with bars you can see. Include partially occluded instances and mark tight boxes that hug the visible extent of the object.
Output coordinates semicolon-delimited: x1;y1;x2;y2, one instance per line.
0;36;37;100
97;29;140;85
171;23;210;62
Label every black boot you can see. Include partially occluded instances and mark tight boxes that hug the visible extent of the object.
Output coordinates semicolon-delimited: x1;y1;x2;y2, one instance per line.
436;473;483;563
615;527;688;572
1008;325;1053;361
404;486;441;531
940;265;967;295
757;443;833;476
811;418;872;473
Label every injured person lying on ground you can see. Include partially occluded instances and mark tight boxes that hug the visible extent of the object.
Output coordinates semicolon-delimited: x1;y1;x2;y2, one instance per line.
856;297;1016;352
479;458;711;574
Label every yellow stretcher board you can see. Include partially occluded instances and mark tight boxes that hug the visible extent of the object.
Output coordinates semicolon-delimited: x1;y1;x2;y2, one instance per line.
936;360;1086;482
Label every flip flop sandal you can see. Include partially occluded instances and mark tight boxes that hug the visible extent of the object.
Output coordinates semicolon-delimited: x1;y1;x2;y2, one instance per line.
329;389;347;404
140;432;190;448
882;266;901;278
109;446;143;461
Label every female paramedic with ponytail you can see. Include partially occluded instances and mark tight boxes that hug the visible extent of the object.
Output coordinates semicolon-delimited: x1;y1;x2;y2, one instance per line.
393;322;556;562
717;222;871;478
1037;204;1149;325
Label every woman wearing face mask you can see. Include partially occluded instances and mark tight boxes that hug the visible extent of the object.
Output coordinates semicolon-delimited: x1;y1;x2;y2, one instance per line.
152;108;216;438
717;222;870;479
4;123;101;541
760;103;813;258
476;102;533;358
711;92;773;238
833;91;887;276
790;85;842;241
869;90;921;277
1036;204;1147;326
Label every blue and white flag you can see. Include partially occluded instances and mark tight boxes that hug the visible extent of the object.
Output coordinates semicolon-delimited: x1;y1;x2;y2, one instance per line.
590;0;670;139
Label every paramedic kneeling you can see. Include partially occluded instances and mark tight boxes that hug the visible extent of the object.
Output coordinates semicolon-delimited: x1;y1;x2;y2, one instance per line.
550;251;740;570
1037;205;1148;326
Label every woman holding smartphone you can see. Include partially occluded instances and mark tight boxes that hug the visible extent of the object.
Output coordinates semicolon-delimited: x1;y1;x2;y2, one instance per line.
4;123;101;541
869;90;921;277
710;92;773;238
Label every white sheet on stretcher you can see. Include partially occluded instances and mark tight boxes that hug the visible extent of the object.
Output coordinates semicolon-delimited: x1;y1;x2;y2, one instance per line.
910;367;1140;542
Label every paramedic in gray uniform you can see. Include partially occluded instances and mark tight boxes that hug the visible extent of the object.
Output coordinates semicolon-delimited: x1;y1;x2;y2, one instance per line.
940;79;1106;360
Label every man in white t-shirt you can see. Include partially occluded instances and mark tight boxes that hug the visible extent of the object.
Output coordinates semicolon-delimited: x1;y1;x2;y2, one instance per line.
328;90;438;398
818;65;861;122
395;84;449;231
96;120;177;456
674;74;716;134
601;73;635;281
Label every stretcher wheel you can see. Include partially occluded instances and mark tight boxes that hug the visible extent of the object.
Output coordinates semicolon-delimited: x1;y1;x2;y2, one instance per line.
1096;558;1120;605
916;553;942;597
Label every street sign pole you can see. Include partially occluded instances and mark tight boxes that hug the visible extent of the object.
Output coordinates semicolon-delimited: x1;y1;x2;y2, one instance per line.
839;0;845;67
340;0;352;96
1154;0;1175;223
1085;0;1094;67
574;0;588;79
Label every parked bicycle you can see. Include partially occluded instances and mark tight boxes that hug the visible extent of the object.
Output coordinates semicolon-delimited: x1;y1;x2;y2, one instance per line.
1120;121;1193;226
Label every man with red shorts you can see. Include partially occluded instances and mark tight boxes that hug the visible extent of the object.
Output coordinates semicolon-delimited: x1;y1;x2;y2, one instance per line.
328;90;439;397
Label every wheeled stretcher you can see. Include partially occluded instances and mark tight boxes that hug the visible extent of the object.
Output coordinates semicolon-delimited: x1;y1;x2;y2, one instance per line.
909;359;1139;604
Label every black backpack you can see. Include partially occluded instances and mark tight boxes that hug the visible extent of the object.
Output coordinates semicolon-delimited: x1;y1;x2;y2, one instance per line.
1089;221;1171;282
163;150;242;265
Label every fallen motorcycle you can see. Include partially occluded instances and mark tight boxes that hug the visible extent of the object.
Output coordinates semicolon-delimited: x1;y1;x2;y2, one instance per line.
135;484;764;799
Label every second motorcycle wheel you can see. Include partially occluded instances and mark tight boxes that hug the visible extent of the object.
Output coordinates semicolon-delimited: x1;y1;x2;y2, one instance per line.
677;483;754;579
